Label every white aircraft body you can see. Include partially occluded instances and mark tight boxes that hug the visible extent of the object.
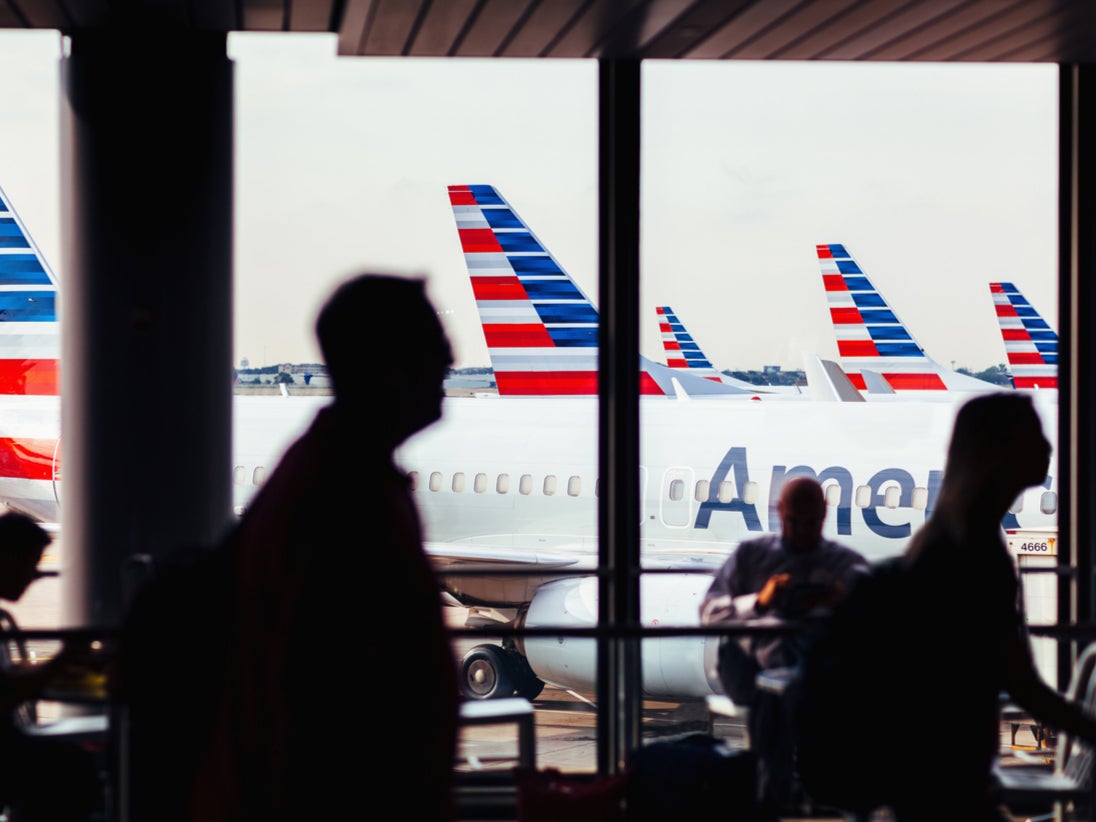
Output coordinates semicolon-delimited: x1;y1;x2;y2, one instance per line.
392;392;1060;701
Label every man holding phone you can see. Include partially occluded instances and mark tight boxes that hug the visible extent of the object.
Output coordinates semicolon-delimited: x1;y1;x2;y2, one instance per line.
699;476;869;818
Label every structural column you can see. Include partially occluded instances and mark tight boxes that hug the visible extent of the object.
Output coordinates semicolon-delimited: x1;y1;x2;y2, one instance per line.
597;57;642;776
59;31;234;628
1059;65;1096;687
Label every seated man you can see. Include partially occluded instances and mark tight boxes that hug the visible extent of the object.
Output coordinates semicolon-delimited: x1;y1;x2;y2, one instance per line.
700;477;869;818
0;512;104;821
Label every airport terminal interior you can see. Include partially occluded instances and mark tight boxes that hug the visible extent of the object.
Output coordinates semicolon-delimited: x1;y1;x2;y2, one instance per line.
4;1;1096;820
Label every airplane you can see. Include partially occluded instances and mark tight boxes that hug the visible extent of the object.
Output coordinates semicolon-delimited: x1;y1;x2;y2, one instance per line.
655;305;804;397
817;244;1002;397
989;282;1058;391
418;187;1061;702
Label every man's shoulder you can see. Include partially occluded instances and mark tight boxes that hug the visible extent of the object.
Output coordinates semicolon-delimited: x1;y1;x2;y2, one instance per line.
737;533;782;552
819;538;870;565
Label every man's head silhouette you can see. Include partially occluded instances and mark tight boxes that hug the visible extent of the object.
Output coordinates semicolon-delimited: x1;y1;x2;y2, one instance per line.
317;274;453;448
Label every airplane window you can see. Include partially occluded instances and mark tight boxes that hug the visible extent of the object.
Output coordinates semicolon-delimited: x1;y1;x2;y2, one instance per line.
408;471;419;492
742;481;759;505
568;476;582;497
429;472;443;492
1009;494;1024;514
718;481;735;503
252;467;266;486
854;485;871;508
695;480;710;502
823;483;841;507
883;485;900;509
1041;491;1058;515
595;478;600;497
232;465;246;485
497;474;510;494
452;472;466;493
669;479;684;502
544;475;557;496
474;473;487;494
520;474;533;495
911;487;928;510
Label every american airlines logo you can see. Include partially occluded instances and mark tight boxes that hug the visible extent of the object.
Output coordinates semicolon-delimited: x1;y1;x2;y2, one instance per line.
695;446;1050;541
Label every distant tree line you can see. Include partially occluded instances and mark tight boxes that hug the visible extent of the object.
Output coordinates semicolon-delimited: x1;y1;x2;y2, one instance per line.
722;364;1016;388
955;364;1012;385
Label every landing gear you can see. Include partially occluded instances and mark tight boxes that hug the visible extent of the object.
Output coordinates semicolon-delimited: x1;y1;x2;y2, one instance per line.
458;643;545;701
510;652;545;700
460;645;514;699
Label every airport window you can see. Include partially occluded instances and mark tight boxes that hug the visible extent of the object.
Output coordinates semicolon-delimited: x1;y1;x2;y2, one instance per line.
911;487;929;510
544;475;557;496
519;474;533;495
695;479;710;502
1041;491;1058;515
742;481;759;505
452;472;466;493
496;474;510;494
474;473;487;494
718;480;735;503
232;465;246;485
854;485;872;508
883;485;901;509
252;466;266;486
429;472;443;492
669;479;684;502
568;476;581;497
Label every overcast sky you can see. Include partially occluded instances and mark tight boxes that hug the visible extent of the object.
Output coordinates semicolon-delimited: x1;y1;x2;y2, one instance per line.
0;31;1058;372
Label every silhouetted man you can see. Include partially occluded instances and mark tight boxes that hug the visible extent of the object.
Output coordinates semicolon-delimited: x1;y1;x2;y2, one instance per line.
700;476;868;818
0;512;102;822
191;274;459;822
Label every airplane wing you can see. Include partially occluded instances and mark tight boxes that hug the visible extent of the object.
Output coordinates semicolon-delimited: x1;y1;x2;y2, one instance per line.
426;539;729;609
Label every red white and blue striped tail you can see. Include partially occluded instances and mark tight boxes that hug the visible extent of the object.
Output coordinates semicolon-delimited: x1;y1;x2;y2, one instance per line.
656;306;725;383
449;185;762;399
0;186;58;396
990;282;1058;390
817;243;994;395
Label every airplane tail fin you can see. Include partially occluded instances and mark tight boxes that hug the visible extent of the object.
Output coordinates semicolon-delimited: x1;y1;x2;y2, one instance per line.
449;184;661;397
990;282;1058;390
448;186;762;399
817;243;994;394
0;186;58;396
656;306;729;383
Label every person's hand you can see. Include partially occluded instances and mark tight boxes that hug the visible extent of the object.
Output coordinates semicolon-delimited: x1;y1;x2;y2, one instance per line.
757;573;791;611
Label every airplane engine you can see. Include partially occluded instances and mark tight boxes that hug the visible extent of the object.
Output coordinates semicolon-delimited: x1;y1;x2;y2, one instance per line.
522;573;722;699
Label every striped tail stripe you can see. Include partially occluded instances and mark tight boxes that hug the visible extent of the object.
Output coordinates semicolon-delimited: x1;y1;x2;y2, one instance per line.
0;188;58;396
990;282;1058;389
450;184;662;396
656;306;724;382
818;243;946;391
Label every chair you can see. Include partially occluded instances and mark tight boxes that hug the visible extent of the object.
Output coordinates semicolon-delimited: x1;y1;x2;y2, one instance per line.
994;642;1096;822
0;607;37;727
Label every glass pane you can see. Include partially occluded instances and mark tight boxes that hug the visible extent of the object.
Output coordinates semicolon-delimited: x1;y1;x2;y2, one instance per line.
640;59;1059;746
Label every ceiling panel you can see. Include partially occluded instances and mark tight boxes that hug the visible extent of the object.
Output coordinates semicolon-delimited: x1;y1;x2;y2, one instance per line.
9;0;1096;64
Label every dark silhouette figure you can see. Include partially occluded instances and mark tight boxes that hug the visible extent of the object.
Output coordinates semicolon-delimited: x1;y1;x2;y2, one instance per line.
700;477;869;818
188;274;459;822
795;393;1096;821
0;511;102;821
